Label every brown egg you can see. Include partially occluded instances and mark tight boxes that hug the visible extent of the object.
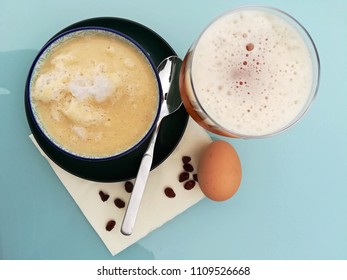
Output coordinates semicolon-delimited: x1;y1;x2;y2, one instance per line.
198;140;242;201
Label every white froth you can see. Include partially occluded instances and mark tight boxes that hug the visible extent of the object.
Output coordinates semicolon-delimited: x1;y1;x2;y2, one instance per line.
33;59;120;104
192;9;314;136
71;125;87;139
68;72;118;102
61;98;106;126
34;72;65;102
124;58;136;69
51;53;76;70
32;53;124;128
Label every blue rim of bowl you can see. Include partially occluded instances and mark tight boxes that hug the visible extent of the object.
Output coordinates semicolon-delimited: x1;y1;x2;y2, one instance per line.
26;26;163;162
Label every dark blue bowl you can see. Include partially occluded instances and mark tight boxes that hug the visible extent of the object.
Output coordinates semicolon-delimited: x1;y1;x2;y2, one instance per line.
25;20;188;182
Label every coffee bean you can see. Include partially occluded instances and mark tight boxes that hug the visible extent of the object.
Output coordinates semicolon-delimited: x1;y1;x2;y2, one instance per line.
124;181;134;193
183;163;194;173
193;173;198;182
106;220;116;231
164;187;176;198
99;190;109;202
114;198;125;209
179;172;190;182
184;180;196;190
182;156;191;164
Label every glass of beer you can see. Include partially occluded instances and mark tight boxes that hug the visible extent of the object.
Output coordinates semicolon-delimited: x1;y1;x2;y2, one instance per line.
179;6;320;138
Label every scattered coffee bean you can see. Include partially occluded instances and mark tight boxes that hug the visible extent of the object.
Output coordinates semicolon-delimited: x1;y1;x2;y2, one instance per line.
124;181;134;193
182;156;191;164
184;180;196;190
193;173;198;182
99;190;109;202
164;187;176;198
179;172;190;182
114;198;126;209
106;220;116;231
183;163;194;172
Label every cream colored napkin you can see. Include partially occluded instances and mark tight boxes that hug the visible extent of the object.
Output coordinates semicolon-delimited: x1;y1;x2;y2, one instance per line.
30;118;212;255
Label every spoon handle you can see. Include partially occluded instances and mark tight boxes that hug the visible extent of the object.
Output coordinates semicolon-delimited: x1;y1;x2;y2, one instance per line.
120;56;180;235
121;121;160;236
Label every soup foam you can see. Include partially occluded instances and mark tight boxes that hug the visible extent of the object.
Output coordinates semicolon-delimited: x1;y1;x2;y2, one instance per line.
31;31;159;158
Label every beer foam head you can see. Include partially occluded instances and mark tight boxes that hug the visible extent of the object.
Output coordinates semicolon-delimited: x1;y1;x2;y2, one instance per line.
191;8;318;137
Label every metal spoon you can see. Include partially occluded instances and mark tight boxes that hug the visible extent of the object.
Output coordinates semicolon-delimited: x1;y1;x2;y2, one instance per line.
121;56;183;235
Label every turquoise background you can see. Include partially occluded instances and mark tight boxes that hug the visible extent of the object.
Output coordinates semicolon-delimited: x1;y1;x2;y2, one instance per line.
1;0;346;260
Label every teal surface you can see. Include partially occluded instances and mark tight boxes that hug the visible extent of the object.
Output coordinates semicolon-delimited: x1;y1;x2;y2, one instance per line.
1;0;346;260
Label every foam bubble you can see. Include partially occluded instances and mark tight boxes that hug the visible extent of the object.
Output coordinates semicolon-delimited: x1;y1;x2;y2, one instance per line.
123;58;136;69
61;98;106;126
51;53;76;70
71;125;87;140
68;72;119;102
33;71;67;102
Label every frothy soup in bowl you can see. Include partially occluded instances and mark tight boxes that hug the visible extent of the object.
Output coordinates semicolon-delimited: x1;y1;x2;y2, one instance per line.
25;27;162;180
